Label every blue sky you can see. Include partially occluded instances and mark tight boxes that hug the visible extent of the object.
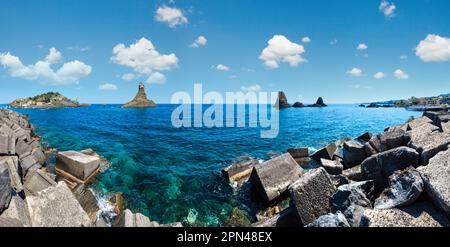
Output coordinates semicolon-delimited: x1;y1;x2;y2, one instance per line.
1;0;450;104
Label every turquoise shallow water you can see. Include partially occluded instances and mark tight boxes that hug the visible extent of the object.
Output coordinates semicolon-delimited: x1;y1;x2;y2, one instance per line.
5;104;421;226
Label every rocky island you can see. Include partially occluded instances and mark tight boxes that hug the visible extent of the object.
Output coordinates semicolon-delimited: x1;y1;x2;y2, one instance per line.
9;92;89;109
275;91;327;109
122;83;156;108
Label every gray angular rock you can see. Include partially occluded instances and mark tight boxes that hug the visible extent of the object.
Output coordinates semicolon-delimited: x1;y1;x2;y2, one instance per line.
26;182;92;227
356;132;373;143
114;209;159;227
385;124;408;132
0;217;23;227
252;206;301;227
306;211;350;227
343;165;363;181
289;167;336;225
366;135;381;153
0;194;31;227
15;139;32;158
320;158;343;175
361;147;419;194
408;123;450;165
423;111;446;125
343;140;367;169
19;153;41;178
407;116;434;130
374;167;423;209
0;162;12;214
222;156;258;185
31;147;46;165
56;151;100;180
0;156;23;193
288;147;311;167
417;148;450;218
441;121;450;133
250;153;303;203
329;174;351;188
0;133;15;155
360;202;450;227
311;143;337;161
379;130;411;152
23;169;57;197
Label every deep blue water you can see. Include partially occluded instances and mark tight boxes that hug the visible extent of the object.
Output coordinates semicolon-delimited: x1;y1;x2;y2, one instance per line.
4;104;421;226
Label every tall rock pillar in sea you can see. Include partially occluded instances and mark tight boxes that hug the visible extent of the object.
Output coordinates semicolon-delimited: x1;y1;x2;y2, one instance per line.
274;91;291;109
122;82;156;108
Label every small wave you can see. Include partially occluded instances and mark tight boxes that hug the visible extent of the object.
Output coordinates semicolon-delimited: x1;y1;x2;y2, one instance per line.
89;188;117;226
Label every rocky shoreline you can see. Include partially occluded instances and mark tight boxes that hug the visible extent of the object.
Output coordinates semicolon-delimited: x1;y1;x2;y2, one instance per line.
0;108;181;227
2;106;450;227
222;111;450;227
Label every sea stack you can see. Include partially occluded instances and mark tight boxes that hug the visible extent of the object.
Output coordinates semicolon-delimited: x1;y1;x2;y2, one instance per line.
308;97;328;107
122;82;156;108
275;91;290;109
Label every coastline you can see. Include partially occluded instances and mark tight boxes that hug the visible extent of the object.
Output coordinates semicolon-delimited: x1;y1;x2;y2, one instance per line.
2;106;449;227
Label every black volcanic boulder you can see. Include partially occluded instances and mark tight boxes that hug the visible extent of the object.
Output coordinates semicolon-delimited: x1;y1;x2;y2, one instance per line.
0;161;12;214
308;97;327;107
361;147;419;194
374;167;423;209
275;91;290;109
292;102;305;108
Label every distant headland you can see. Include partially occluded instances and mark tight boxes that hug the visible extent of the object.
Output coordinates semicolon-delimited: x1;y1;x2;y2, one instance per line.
9;92;89;109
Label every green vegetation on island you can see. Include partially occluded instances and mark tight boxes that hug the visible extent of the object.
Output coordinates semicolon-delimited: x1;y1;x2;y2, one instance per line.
9;92;89;109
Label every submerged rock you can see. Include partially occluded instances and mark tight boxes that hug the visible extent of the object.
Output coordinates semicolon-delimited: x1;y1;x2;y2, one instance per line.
289;167;336;225
122;82;156;108
250;153;302;203
374;167;423;209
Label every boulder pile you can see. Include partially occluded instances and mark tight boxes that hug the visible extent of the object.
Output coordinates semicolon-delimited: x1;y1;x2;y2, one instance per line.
226;111;450;227
0;108;180;227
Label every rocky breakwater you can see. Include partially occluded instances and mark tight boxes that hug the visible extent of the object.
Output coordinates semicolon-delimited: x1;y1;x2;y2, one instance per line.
9;92;89;109
0;108;181;227
222;111;450;227
122;82;156;108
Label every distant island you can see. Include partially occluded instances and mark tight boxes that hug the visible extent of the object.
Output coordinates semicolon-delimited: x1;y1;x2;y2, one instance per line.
275;91;327;109
122;82;156;108
9;92;89;109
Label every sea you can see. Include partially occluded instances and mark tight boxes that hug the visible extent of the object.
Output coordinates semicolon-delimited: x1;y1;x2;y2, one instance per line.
3;104;422;226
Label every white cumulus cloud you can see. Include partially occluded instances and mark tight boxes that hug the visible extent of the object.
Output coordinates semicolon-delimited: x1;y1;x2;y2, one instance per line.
190;35;207;48
121;73;136;81
146;72;166;84
0;48;91;85
347;68;363;77
155;6;188;28
99;83;118;90
374;72;386;79
379;0;396;18
215;64;230;71
259;35;306;69
394;69;408;79
357;43;368;50
415;34;450;62
241;84;262;93
111;37;178;84
302;37;311;43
